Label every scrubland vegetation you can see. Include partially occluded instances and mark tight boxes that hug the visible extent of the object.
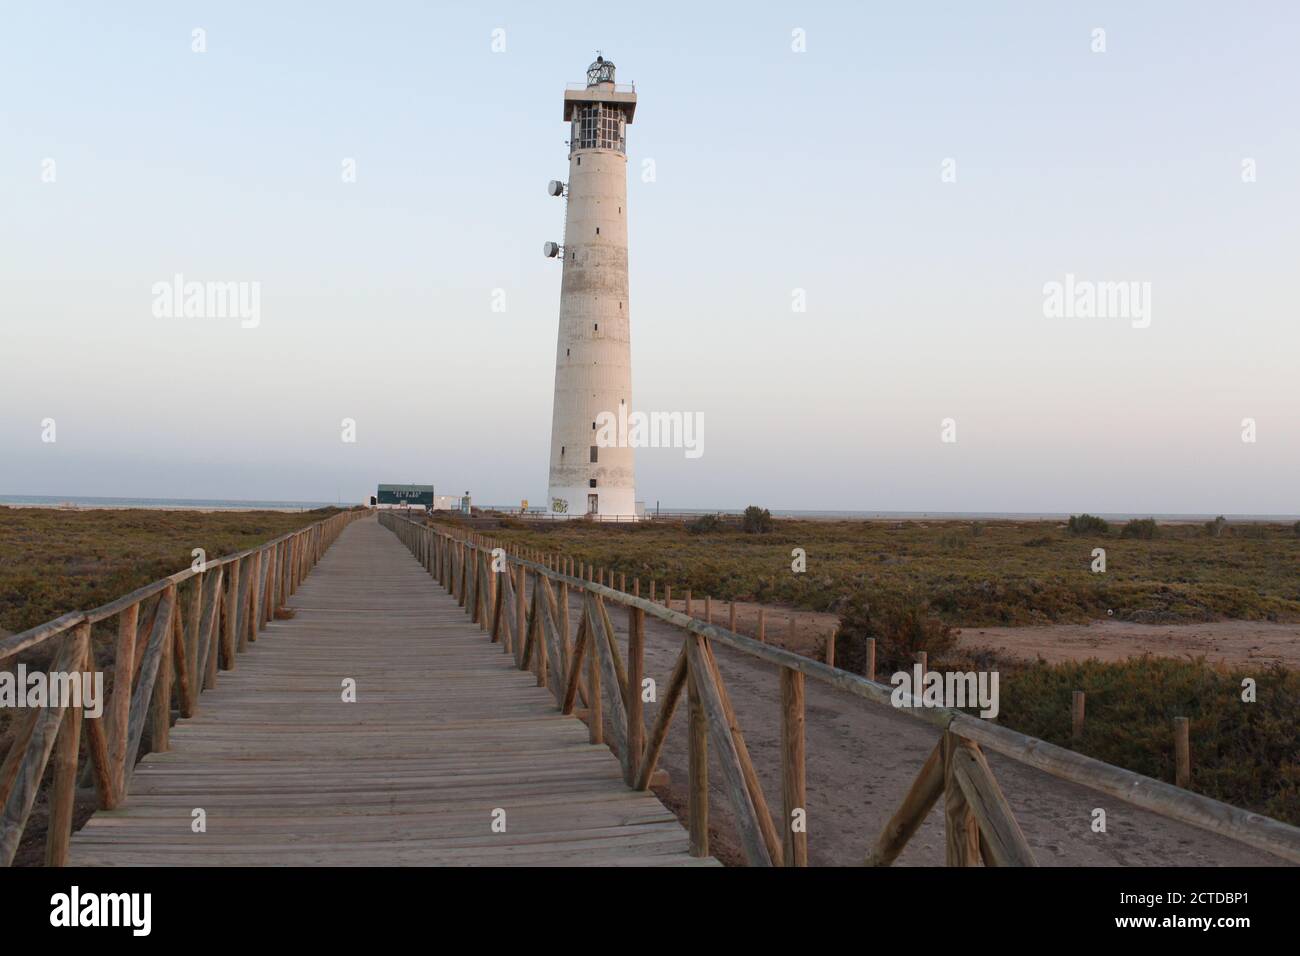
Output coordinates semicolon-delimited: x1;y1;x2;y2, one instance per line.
0;507;344;636
469;512;1300;824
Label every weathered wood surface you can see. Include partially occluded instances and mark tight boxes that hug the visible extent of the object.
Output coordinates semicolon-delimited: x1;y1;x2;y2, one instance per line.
68;517;715;867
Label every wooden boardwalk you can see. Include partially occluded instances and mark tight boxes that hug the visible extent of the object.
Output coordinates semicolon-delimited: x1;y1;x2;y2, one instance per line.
68;517;713;866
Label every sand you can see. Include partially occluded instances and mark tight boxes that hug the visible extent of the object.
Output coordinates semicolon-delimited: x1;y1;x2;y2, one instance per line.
959;620;1300;669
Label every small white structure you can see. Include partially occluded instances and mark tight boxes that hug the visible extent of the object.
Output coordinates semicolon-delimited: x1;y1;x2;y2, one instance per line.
544;56;638;518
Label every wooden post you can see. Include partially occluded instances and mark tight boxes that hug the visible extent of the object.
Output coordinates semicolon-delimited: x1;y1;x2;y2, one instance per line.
943;732;979;865
620;571;626;592
781;666;808;866
626;607;645;786
633;577;640;597
825;627;836;668
757;608;766;643
685;590;692;618
45;623;89;865
150;586;175;752
588;634;603;745
1071;690;1086;742
664;584;671;609
704;595;711;624
729;601;736;632
106;604;137;807
687;666;708;857
1174;716;1190;788
649;579;655;601
864;637;876;682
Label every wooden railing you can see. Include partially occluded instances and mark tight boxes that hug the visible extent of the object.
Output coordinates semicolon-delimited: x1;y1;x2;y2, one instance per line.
382;512;1300;866
0;508;366;866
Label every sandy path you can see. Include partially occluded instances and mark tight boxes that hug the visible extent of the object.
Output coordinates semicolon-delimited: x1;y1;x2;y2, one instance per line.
565;590;1287;867
960;620;1300;669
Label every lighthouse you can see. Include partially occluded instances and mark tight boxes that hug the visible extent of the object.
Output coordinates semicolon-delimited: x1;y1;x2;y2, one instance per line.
543;55;638;518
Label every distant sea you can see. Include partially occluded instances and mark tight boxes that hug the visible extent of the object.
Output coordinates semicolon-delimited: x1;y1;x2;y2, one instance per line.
0;495;340;512
484;506;1300;522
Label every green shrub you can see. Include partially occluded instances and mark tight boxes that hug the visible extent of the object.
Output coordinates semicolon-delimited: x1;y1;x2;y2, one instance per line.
687;513;722;535
835;592;958;674
1121;518;1159;539
1067;514;1110;535
741;505;773;534
997;658;1300;825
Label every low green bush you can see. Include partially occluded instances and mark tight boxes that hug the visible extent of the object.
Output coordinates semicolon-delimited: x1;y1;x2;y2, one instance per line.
1067;514;1110;534
741;505;773;534
1121;518;1159;539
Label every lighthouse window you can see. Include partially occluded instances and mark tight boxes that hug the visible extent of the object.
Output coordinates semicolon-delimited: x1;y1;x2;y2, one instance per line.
594;323;598;331
573;105;626;154
589;479;597;488
566;348;570;356
590;446;598;463
595;227;600;235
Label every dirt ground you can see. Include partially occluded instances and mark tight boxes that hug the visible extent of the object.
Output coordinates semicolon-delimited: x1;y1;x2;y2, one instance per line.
677;598;1300;671
569;591;1287;867
959;620;1300;669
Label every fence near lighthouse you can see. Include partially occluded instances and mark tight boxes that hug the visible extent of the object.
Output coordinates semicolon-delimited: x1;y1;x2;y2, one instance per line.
381;511;1300;867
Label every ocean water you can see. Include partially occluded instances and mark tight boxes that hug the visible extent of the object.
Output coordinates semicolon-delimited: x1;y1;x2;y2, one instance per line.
0;494;340;512
481;505;1300;522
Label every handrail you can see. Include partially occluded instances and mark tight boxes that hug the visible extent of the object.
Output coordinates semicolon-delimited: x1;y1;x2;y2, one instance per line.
382;511;1300;866
0;507;369;865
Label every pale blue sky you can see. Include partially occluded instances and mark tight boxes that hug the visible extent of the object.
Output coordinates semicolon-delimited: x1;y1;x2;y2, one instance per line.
2;1;1297;512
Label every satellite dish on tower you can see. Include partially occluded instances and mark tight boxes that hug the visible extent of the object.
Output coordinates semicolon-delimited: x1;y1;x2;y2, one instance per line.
543;241;560;258
547;180;565;197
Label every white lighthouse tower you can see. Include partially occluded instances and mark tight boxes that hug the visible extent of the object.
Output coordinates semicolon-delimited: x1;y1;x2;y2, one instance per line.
544;55;637;518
